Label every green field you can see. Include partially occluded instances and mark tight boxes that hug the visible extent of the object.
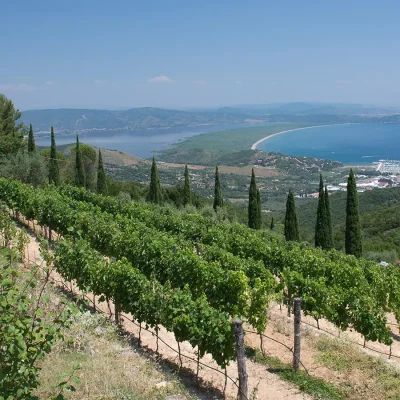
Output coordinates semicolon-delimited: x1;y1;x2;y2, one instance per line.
158;123;315;163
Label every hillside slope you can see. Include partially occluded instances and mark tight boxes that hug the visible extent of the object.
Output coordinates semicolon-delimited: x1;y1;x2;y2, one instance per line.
288;187;400;261
22;104;400;133
21;107;250;132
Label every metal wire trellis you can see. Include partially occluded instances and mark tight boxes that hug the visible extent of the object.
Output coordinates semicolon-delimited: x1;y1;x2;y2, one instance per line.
17;249;249;399
243;329;310;375
7;212;400;399
298;318;400;360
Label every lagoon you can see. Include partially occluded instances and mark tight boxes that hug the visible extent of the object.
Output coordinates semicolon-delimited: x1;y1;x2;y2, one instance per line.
36;122;270;159
256;123;400;165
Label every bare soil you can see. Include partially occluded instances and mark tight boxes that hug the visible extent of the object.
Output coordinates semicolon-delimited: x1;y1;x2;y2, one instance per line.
22;220;310;400
20;215;400;400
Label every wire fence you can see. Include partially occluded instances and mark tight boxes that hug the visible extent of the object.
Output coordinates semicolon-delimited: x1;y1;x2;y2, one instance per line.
5;213;400;400
243;329;310;375
296;317;400;360
13;218;400;369
18;252;248;399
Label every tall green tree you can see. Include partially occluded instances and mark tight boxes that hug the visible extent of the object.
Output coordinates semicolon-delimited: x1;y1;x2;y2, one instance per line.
97;149;107;195
182;165;192;206
0;94;25;155
324;186;333;249
284;189;299;242
213;166;223;210
270;217;274;230
315;175;334;250
0;152;47;187
315;174;328;248
256;189;262;229
318;173;324;193
74;135;85;187
48;127;60;186
345;169;362;257
27;123;36;153
248;168;259;229
70;143;96;189
146;157;163;204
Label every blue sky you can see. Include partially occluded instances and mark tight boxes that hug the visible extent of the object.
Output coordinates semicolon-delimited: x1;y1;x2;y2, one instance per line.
1;0;400;110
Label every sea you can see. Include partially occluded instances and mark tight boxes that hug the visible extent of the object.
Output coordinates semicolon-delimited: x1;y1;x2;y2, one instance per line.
256;123;400;165
35;122;270;159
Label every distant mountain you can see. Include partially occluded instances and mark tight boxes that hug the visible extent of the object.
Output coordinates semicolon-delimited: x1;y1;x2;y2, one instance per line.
21;107;252;133
231;102;400;116
21;103;400;134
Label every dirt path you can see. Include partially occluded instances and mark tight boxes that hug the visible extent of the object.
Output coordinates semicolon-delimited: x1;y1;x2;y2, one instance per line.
20;215;400;398
22;222;310;400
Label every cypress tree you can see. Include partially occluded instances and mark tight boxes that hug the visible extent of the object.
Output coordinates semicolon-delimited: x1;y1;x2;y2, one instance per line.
97;149;107;195
324;186;333;249
284;189;299;242
256;189;262;229
27;123;36;153
182;165;192;206
74;135;85;187
146;157;163;204
270;217;274;230
345;169;362;257
248;168;258;229
315;175;334;250
48;127;59;186
318;173;324;193
213;166;223;210
315;174;327;248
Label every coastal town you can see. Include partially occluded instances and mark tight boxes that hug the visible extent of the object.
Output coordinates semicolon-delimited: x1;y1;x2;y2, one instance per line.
327;160;400;193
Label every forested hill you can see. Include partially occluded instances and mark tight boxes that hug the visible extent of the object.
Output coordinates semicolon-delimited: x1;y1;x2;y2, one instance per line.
288;187;400;262
20;107;251;132
21;104;400;133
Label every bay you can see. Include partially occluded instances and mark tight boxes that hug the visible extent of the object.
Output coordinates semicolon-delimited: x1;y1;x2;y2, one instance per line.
36;122;270;159
256;123;400;165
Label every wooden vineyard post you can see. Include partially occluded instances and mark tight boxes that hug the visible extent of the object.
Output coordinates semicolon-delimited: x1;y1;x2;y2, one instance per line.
234;319;248;400
293;297;301;372
115;301;119;325
110;257;119;325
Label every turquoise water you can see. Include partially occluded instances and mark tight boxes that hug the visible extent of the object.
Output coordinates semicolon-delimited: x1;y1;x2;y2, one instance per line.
256;123;400;165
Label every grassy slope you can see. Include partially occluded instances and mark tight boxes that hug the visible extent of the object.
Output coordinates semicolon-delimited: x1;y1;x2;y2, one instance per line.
36;312;192;399
314;334;400;400
158;123;315;164
39;143;148;167
13;240;192;399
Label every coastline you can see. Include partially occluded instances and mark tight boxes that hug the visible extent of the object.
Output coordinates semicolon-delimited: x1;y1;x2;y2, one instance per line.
251;123;352;150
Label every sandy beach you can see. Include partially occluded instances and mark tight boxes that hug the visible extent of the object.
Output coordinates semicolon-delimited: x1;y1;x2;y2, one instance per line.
251;123;351;150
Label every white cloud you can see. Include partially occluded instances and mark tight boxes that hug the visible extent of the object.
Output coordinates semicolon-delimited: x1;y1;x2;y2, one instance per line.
336;80;352;84
147;75;174;84
235;80;243;85
45;80;55;85
94;80;103;84
0;83;44;92
192;80;207;86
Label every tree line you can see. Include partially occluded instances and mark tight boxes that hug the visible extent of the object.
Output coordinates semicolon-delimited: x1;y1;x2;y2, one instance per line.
0;93;363;258
245;165;362;258
0;95;108;193
145;154;362;258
